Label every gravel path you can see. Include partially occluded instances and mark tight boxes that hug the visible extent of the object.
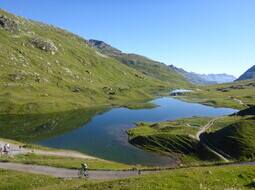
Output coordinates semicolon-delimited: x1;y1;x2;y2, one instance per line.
0;141;95;159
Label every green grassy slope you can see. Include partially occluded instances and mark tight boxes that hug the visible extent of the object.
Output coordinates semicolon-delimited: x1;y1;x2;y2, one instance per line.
0;9;190;114
1;165;254;190
205;117;255;160
88;40;190;86
127;117;219;162
127;109;255;162
236;105;255;116
176;79;255;109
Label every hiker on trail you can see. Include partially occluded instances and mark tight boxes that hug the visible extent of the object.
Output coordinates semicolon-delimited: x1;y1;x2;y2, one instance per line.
7;144;10;152
3;144;6;152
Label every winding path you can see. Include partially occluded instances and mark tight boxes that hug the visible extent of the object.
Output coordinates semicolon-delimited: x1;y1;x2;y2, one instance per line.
195;118;230;162
229;96;248;108
195;118;218;140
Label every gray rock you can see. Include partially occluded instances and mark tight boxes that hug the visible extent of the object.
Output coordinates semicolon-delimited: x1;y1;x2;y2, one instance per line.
73;88;81;92
35;77;49;83
206;170;212;174
0;15;19;32
30;37;58;53
10;74;25;80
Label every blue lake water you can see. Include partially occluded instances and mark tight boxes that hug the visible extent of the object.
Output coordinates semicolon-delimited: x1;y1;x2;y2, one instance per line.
36;97;237;166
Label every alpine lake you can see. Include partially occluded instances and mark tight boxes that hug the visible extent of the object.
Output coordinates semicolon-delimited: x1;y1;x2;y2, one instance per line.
0;97;237;166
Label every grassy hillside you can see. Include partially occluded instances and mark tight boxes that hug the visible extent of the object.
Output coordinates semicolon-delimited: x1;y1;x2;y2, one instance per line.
127;117;220;162
205;116;255;160
0;9;190;114
89;40;190;86
1;165;254;189
175;79;255;109
127;103;255;162
236;105;255;116
127;108;255;162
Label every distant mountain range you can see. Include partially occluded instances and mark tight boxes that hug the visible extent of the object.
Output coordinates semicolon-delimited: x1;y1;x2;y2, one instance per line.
168;65;216;85
194;73;237;84
169;65;236;85
236;65;255;81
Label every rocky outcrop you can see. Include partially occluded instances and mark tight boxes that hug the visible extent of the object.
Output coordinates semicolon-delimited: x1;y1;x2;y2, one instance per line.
30;37;58;54
89;40;122;55
0;15;19;32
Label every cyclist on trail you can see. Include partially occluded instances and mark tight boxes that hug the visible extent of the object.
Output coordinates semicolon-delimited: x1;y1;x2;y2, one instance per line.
78;163;89;178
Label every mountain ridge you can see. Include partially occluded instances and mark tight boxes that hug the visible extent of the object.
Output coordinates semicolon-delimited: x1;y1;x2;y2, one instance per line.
168;65;217;85
236;65;255;81
169;64;236;85
88;39;190;86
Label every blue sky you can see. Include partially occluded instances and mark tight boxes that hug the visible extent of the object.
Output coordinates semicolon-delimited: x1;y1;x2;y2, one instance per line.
2;0;255;77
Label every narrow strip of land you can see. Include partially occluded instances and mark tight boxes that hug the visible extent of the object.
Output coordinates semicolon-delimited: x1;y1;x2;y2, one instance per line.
0;140;95;159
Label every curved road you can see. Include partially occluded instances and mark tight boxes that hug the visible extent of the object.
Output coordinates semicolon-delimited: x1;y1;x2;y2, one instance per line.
0;162;149;179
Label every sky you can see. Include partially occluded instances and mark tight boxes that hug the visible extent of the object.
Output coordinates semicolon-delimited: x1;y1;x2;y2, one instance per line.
2;0;255;77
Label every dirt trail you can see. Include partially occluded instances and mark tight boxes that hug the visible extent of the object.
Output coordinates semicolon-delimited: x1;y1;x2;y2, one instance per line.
194;118;230;162
195;118;218;140
230;97;248;108
0;141;95;159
